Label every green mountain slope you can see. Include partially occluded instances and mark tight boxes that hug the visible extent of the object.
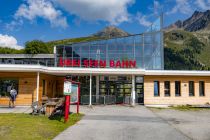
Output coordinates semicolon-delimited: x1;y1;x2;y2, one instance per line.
164;30;210;70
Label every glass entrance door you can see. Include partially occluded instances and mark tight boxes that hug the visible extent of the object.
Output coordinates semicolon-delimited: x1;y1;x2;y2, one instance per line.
115;82;124;104
136;83;144;104
99;78;132;104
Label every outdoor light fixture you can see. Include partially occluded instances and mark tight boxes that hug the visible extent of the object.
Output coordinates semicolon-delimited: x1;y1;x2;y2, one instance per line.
24;81;28;84
66;75;72;79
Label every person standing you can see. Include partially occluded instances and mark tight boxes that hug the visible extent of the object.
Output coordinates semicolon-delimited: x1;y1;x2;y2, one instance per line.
9;88;17;108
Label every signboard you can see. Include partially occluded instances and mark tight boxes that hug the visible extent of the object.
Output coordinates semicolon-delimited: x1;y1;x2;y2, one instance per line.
109;76;118;81
64;79;80;122
70;84;79;103
59;57;136;68
136;77;144;83
64;81;72;95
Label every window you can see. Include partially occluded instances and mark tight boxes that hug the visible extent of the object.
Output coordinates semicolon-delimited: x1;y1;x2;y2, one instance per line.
199;81;205;96
0;79;18;97
42;80;46;96
175;81;181;96
154;81;160;96
189;81;194;96
164;81;170;96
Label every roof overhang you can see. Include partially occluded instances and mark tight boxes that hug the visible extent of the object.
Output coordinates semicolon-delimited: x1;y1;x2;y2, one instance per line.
0;64;210;76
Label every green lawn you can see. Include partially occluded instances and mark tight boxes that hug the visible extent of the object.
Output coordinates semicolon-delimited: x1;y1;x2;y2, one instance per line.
148;105;210;112
0;113;83;140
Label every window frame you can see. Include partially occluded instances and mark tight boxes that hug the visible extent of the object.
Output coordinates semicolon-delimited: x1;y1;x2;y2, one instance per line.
42;80;46;96
0;78;19;97
189;81;195;96
199;81;205;96
154;81;160;97
164;81;170;97
175;81;181;97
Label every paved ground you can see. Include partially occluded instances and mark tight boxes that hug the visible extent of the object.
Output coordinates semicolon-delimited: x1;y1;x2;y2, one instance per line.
0;106;31;113
54;105;190;140
150;108;210;140
1;105;210;140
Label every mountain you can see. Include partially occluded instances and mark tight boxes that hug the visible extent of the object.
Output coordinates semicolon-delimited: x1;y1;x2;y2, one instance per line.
1;12;210;70
164;10;210;70
167;10;210;32
46;26;129;48
92;26;130;38
164;30;210;70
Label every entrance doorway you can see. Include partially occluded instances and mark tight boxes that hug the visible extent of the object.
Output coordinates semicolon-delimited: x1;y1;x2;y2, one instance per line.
135;76;144;104
99;76;132;104
136;83;144;104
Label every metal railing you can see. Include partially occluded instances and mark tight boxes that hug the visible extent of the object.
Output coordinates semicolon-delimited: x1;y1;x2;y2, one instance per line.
80;95;132;105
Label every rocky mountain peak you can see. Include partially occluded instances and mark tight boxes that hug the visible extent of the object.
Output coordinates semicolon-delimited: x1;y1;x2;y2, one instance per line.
92;26;130;38
166;10;210;32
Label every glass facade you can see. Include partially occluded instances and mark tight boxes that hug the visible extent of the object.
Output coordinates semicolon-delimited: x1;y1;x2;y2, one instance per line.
56;31;163;70
56;16;164;70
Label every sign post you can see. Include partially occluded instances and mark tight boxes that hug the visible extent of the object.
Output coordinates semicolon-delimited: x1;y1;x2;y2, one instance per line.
63;80;72;123
63;78;80;123
64;95;70;123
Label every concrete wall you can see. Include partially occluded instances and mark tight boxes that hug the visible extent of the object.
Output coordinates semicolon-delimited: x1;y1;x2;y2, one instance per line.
144;76;210;105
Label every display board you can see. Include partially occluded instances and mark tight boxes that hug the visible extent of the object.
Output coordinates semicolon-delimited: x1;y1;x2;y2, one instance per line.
70;83;79;103
64;81;72;95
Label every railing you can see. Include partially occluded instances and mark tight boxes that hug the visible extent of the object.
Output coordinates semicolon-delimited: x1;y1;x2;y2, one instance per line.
80;95;132;105
0;59;55;67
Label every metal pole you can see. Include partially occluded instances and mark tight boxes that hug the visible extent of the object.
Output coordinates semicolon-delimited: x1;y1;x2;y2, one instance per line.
160;13;164;70
36;72;40;102
89;74;92;106
96;76;99;103
132;75;135;106
54;46;57;67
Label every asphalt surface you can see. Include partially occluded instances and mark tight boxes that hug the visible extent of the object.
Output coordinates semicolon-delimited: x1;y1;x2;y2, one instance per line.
151;108;210;140
54;105;190;140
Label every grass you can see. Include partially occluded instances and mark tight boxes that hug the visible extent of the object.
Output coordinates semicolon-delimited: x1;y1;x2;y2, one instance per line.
0;113;83;140
148;105;210;112
170;105;210;111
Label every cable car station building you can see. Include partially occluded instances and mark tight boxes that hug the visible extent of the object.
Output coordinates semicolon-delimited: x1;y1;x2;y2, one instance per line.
0;17;210;106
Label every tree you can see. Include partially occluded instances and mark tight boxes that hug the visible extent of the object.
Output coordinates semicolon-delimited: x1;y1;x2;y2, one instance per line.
25;40;50;54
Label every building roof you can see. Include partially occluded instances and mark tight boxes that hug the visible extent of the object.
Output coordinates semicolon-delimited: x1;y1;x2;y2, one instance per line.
0;64;210;76
0;54;54;59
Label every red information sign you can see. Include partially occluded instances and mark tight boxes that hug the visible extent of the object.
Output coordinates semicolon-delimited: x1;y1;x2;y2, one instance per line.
64;79;80;123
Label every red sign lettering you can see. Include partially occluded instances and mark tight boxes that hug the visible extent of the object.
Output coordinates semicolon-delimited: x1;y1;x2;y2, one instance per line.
59;57;136;68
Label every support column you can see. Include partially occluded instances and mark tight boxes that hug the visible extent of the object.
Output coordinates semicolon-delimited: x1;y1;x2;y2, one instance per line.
89;74;92;106
96;76;100;103
36;72;40;102
131;75;136;106
53;46;57;67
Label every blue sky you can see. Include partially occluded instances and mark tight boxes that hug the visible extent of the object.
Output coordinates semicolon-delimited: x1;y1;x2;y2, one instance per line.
0;0;210;49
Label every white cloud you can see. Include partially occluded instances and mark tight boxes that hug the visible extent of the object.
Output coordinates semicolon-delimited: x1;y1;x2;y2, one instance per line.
5;20;23;31
166;0;192;15
55;0;134;25
195;0;210;10
0;34;23;50
136;12;152;27
15;0;68;28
